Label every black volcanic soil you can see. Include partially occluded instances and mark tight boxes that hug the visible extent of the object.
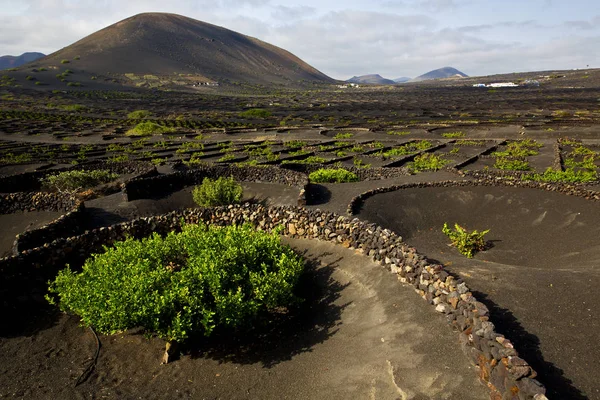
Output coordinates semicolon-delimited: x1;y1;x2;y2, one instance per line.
0;211;64;257
358;185;600;399
0;238;488;400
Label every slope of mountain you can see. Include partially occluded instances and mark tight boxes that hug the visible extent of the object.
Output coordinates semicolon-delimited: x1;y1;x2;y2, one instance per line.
346;74;396;85
393;77;411;83
29;13;333;85
412;67;468;82
0;52;45;70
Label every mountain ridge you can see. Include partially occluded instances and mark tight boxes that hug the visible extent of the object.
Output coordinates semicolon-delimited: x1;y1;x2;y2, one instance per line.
28;13;333;86
0;52;45;70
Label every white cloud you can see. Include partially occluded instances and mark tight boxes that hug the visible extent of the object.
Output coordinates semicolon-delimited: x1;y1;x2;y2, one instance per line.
0;1;598;78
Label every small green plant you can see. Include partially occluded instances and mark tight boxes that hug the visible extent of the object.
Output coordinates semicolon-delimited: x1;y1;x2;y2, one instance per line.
309;168;359;183
153;140;168;149
0;152;32;164
525;167;597;183
126;122;175;136
494;157;530;171
239;108;271;118
442;223;490;258
353;158;371;169
41;169;118;191
442;131;464;138
108;154;130;163
409;153;450;172
284;140;306;149
334;132;353;139
218;153;236;162
60;59;70;64
192;176;243;206
46;223;304;352
282;156;326;165
151;157;168;166
382;141;433;158
183;153;207;167
127;110;152;119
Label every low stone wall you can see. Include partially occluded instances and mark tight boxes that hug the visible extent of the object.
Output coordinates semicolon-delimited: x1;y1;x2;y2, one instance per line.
0;204;547;399
0;192;84;255
348;178;600;215
0;161;156;193
124;165;309;205
0;191;81;214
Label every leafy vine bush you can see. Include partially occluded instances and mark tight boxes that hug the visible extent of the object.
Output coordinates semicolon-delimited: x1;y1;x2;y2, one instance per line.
192;176;243;206
46;223;305;343
41;169;118;191
309;168;359;183
442;223;489;258
494;157;530;171
126;121;175;136
409;153;450;172
127;110;152;119
524;167;597;183
239;108;271;118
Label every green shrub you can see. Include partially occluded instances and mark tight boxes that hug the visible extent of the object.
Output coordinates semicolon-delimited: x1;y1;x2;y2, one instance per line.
46;223;305;343
494;157;530;171
192;176;243;206
309;168;359;183
126;121;175;136
442;131;464;138
284;140;306;149
382;140;433;158
442;223;489;258
239;108;271;118
127;110;152;119
60;59;70;64
334;132;353;139
409;153;450;172
41;169;118;191
525;167;597;183
282;156;326;164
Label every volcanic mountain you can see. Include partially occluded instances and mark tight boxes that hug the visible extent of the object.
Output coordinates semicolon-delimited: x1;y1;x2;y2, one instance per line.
346;74;396;85
29;13;333;85
412;67;468;82
0;52;45;70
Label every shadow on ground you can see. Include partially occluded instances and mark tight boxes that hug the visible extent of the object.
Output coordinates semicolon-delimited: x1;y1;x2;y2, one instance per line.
473;290;588;400
187;251;349;368
425;251;587;400
306;184;331;206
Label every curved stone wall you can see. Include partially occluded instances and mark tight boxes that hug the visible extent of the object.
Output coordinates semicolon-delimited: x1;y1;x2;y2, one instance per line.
0;161;156;193
123;165;309;205
348;178;600;215
0;203;547;399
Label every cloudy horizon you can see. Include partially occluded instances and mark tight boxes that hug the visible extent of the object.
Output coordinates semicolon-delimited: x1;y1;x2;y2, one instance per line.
1;0;598;80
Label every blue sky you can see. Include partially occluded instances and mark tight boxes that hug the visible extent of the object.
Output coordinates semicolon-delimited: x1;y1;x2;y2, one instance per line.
1;0;598;79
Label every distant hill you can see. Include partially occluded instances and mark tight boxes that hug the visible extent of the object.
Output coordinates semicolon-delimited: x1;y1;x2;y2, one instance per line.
393;77;411;83
346;74;396;85
0;52;45;70
412;67;468;82
28;13;333;86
